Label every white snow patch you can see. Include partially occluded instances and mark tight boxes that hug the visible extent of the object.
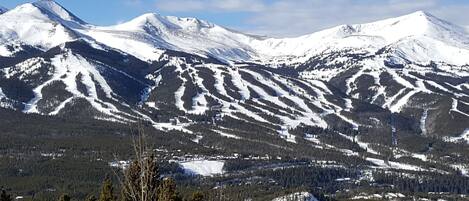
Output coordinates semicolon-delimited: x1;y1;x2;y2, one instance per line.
352;193;405;200
0;88;5;99
179;160;224;176
109;160;130;170
191;135;203;143
304;134;321;144
451;164;469;176
48;97;74;115
174;79;186;112
140;73;161;105
420;109;429;136
213;70;229;97
229;67;250;100
444;129;469;144
345;68;364;95
188;72;209;114
338;133;380;155
279;127;297;143
272;192;318;201
213;129;242;139
344;99;353;112
366;157;425;171
190;92;208;114
153;123;193;134
412;153;428;162
450;98;469;117
389;90;419;113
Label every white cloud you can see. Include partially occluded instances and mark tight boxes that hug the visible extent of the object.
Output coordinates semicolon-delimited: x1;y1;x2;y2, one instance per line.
214;0;265;12
125;0;143;6
155;0;205;12
155;0;265;12
153;0;469;37
244;0;440;37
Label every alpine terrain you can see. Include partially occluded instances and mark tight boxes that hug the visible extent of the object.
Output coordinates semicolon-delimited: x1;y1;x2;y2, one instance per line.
0;1;468;200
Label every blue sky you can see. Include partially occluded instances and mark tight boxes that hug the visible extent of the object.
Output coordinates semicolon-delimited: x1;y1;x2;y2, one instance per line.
3;0;469;37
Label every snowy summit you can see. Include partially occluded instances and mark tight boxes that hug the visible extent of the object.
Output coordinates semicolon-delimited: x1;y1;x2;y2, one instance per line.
1;0;468;66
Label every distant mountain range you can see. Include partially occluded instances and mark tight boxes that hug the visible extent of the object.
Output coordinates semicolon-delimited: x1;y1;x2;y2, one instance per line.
0;0;468;180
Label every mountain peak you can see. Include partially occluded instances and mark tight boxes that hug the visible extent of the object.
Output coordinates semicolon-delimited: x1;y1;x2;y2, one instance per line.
400;10;456;26
334;10;469;45
0;0;80;51
118;12;216;32
165;16;216;30
115;13;175;31
408;10;432;17
399;10;443;25
30;0;85;24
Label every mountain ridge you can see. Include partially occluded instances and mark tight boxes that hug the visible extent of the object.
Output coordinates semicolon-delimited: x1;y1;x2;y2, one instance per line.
2;0;469;67
31;0;86;25
0;2;469;198
0;0;467;129
1;1;466;63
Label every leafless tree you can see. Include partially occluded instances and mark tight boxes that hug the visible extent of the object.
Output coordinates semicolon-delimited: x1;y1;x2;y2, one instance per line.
119;122;160;201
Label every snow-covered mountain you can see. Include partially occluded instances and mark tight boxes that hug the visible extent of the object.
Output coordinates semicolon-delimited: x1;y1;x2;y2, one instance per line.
0;1;468;164
2;1;469;66
251;11;469;70
81;13;261;62
82;10;469;67
0;1;85;57
2;2;469;199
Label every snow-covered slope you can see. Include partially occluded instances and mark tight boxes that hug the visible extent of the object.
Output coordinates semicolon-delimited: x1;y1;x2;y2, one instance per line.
85;11;469;66
80;13;259;62
0;0;83;56
252;11;469;66
0;0;259;62
77;10;469;66
179;160;225;176
0;1;468;178
30;0;85;25
0;39;151;122
2;0;468;67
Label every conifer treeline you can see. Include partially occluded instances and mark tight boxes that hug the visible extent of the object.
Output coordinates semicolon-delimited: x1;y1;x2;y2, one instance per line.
75;123;205;201
1;188;13;201
51;163;204;201
59;122;205;201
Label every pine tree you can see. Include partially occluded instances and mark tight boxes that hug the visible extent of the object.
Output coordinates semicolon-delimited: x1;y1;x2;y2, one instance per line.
0;189;13;201
190;191;204;201
120;122;161;201
58;194;71;201
99;178;115;201
120;157;160;201
157;177;181;201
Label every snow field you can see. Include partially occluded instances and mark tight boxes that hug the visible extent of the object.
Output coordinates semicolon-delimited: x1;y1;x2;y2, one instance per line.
179;160;225;176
